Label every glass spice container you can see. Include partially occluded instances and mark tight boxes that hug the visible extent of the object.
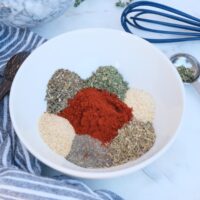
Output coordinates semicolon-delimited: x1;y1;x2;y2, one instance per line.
0;0;72;27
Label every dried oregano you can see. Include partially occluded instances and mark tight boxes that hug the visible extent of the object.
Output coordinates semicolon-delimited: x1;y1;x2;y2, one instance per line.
46;69;84;113
116;0;134;7
107;119;156;166
85;66;129;100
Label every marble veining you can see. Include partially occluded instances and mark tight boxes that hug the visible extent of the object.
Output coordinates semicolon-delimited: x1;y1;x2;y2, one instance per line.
0;0;72;27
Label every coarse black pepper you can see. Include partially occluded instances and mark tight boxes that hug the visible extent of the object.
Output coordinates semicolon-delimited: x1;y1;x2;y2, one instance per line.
66;135;112;168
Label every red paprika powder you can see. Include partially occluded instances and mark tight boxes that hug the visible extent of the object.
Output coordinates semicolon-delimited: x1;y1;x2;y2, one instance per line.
58;88;132;144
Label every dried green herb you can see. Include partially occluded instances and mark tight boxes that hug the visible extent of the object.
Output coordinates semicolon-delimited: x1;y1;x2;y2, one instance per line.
116;0;133;7
108;119;156;166
46;69;84;113
74;0;85;7
85;66;129;100
74;0;133;7
66;135;112;168
177;66;195;83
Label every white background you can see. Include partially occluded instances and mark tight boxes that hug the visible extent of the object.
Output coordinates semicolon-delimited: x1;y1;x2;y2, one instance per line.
32;0;200;199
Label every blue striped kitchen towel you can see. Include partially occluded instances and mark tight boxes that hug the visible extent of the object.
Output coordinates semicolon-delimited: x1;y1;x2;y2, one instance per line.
0;24;123;200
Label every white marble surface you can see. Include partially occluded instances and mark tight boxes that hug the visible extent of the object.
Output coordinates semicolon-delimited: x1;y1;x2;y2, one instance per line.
32;0;200;199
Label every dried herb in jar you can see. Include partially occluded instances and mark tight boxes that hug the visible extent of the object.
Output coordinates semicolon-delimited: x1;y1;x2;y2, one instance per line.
46;69;84;113
177;66;195;83
85;66;129;100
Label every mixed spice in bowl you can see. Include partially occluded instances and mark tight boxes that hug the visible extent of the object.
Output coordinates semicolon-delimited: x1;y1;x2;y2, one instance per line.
9;29;184;178
39;66;156;168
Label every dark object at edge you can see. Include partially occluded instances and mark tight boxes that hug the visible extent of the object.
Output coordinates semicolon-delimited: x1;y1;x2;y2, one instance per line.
0;52;30;101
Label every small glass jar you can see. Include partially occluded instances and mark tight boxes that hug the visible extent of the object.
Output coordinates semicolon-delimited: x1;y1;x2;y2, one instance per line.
0;0;72;27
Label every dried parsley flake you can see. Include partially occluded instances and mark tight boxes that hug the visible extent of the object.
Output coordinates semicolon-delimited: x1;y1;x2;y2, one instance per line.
46;69;84;113
85;66;129;100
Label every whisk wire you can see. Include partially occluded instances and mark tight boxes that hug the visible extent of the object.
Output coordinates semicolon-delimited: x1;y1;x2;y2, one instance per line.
132;17;200;34
128;9;200;27
132;11;200;29
121;1;200;43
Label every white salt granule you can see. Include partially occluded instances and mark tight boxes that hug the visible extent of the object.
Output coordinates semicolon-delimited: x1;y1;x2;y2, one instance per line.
124;88;155;122
39;113;75;157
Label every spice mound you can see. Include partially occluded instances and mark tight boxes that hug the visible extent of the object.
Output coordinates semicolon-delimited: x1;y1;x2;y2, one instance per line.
39;65;157;169
124;88;155;122
108;119;156;166
67;135;112;168
58;88;132;144
39;113;75;157
86;66;128;100
46;69;84;113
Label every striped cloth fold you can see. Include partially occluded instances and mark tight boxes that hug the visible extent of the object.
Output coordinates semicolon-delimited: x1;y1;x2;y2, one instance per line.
0;24;123;200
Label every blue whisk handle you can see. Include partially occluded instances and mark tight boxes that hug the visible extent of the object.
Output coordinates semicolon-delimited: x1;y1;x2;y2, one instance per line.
121;1;200;43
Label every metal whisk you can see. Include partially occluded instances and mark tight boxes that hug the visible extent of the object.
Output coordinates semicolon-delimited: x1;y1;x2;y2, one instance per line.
121;1;200;43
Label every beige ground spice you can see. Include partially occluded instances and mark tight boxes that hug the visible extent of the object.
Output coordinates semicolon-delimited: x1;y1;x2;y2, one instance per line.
124;88;155;122
39;113;75;157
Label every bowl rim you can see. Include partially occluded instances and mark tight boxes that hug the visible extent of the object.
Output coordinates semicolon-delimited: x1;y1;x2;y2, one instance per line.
9;28;185;179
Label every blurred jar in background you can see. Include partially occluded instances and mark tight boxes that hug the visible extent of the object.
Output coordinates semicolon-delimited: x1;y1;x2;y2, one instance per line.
0;0;72;27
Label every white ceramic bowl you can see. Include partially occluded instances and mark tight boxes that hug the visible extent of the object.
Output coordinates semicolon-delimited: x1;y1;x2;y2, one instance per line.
9;29;184;179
